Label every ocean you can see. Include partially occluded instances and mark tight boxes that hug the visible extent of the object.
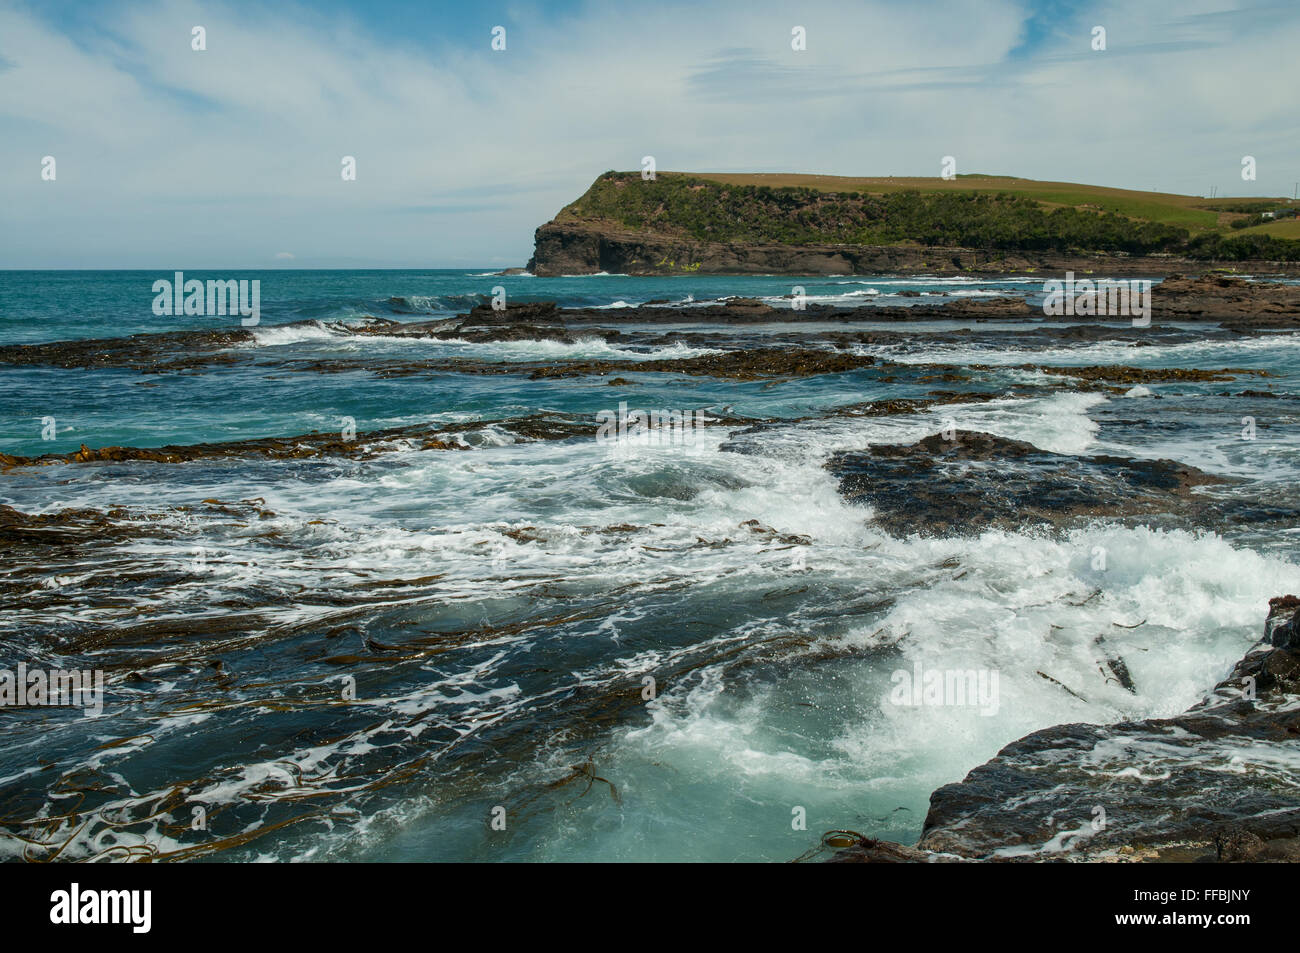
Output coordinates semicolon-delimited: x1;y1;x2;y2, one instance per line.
1;269;1297;861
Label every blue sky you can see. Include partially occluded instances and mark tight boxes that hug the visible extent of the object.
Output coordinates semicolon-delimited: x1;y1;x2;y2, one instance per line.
2;0;1297;268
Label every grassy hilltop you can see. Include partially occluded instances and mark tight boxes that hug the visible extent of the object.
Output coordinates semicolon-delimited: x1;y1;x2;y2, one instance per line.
551;171;1300;261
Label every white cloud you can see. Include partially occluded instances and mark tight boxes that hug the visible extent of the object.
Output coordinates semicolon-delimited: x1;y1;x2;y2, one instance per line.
0;0;1296;267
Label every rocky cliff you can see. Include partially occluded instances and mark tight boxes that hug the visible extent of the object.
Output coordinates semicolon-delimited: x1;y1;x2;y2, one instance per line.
528;221;1300;278
526;172;1300;277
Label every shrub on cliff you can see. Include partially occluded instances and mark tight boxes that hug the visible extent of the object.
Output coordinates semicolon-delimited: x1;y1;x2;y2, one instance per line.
1186;232;1300;261
559;173;1193;254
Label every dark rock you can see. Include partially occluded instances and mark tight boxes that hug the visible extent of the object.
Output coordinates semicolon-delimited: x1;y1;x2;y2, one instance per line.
833;599;1300;862
827;837;936;863
1153;274;1300;327
0;414;605;468
527;222;1300;280
464;301;561;324
528;348;876;381
1267;595;1300;648
826;430;1230;536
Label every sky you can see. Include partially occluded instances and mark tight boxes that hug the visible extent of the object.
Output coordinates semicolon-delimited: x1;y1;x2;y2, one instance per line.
1;0;1297;268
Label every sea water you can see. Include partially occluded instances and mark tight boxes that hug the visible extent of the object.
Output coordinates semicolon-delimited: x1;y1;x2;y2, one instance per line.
0;269;1296;861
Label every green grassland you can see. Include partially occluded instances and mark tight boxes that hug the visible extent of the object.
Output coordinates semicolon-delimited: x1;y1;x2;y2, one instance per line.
1238;217;1300;239
683;173;1239;228
554;171;1300;260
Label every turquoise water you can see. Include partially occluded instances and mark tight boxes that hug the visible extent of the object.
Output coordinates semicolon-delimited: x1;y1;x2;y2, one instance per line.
0;269;1049;455
0;269;1050;343
1;270;1297;862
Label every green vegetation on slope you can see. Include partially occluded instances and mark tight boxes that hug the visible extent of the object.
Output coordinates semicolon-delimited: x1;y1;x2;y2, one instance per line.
1239;218;1300;240
1187;231;1300;260
688;172;1234;229
555;172;1300;261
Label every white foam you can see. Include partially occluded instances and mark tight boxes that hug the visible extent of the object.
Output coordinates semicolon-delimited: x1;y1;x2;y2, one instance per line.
866;332;1300;368
246;327;722;362
11;381;1297;861
249;322;341;346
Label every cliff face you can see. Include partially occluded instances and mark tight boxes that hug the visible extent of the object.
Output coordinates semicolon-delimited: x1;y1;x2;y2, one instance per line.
527;222;1300;277
527;222;998;275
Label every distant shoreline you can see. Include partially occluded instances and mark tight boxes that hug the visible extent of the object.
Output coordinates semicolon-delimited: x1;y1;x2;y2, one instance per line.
528;172;1300;277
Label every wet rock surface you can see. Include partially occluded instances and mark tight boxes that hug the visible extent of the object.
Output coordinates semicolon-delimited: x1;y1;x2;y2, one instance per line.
922;597;1300;862
0;409;760;469
1152;274;1300;328
986;364;1268;386
527;347;879;381
0;413;608;468
827;430;1232;536
0;327;254;371
830;597;1300;863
